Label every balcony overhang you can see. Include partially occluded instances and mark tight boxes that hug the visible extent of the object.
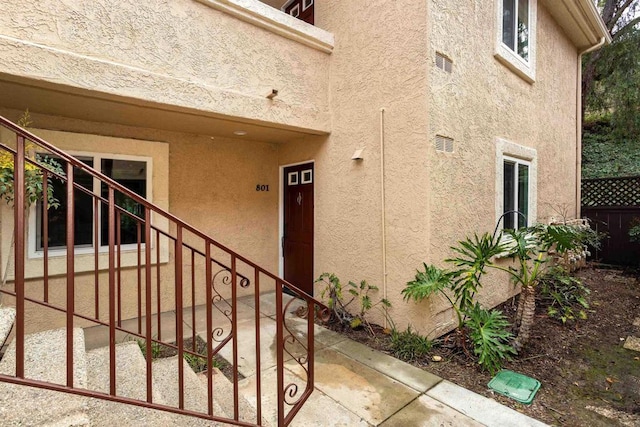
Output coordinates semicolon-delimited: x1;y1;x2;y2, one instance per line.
0;75;326;143
195;0;333;53
541;0;611;50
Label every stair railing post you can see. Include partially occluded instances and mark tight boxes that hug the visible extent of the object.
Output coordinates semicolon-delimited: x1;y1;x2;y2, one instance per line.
175;225;184;410
276;280;284;426
144;208;153;403
231;255;239;421
14;135;25;379
65;161;75;388
108;187;116;396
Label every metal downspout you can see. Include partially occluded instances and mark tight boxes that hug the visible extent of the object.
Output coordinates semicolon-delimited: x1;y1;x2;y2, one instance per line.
380;108;388;327
576;37;606;218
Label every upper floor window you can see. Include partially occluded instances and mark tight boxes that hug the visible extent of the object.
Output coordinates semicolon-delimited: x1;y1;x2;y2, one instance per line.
495;0;537;82
502;0;530;62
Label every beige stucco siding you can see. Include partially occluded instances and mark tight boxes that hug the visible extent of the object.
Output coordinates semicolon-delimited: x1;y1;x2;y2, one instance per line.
0;0;331;133
0;109;280;333
279;0;432;329
424;1;580;332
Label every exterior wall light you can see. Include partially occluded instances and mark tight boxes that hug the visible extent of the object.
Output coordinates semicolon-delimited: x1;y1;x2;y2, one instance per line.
351;148;364;160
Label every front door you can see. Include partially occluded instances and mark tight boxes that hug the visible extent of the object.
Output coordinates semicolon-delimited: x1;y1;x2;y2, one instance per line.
283;163;314;295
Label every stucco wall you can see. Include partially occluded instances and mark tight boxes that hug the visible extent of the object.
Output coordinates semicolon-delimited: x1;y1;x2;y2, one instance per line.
280;1;580;337
423;0;580;332
0;109;280;333
0;0;331;133
279;0;432;330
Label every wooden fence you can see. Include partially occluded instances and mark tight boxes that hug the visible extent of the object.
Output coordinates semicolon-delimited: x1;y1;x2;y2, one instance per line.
582;176;640;266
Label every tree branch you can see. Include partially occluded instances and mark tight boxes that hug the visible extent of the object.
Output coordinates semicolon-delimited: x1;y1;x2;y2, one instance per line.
612;15;640;40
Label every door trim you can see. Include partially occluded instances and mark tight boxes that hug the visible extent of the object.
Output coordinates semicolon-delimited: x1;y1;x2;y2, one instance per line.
279;160;315;279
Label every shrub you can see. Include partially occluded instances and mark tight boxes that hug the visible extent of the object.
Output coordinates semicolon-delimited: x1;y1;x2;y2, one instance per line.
390;326;432;362
465;303;516;375
539;267;590;324
316;273;391;335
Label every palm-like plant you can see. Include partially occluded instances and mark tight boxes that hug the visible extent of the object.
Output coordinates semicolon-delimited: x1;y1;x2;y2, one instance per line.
403;219;590;354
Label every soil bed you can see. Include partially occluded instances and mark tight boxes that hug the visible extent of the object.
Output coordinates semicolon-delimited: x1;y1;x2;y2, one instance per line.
325;266;640;426
152;336;240;382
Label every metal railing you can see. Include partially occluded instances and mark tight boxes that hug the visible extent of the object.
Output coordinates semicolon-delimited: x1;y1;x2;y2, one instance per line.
0;115;328;426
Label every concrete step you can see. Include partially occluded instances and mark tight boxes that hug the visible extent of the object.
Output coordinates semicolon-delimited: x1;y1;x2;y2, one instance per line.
83;343;227;426
198;368;271;426
0;327;90;426
86;341;164;404
0;306;16;350
152;355;227;418
0;327;87;386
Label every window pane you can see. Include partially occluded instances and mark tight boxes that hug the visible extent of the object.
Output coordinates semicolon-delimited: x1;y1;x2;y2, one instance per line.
502;0;516;50
517;0;529;60
101;159;147;246
518;164;529;228
503;161;515;229
37;157;94;249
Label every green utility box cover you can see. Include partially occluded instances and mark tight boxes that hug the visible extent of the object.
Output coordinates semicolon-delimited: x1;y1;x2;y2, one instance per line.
488;370;541;404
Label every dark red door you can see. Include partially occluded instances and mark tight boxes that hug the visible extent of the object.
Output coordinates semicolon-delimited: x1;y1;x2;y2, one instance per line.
284;0;314;25
283;163;314;295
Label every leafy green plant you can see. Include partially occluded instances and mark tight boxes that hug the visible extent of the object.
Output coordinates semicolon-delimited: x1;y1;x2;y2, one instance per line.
316;273;391;335
465;303;516;375
137;337;161;359
403;220;595;359
0;110;65;291
390;325;432;363
402;233;507;334
184;352;209;373
629;217;640;243
539;267;590;324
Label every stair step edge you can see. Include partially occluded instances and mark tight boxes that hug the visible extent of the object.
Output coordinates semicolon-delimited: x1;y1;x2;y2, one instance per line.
86;341;165;404
152;355;227;418
0;327;87;388
0;306;16;350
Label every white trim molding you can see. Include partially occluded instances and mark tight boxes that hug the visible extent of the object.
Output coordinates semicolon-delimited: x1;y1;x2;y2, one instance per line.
195;0;333;53
495;0;537;83
495;138;538;228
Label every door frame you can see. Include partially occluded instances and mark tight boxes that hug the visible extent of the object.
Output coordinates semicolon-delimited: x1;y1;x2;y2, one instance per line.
278;160;315;280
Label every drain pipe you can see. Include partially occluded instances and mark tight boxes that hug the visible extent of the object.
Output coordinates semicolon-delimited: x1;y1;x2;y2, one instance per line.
380;107;388;328
576;37;606;218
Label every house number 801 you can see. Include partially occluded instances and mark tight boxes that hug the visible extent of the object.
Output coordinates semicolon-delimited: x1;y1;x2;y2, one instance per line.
256;185;269;191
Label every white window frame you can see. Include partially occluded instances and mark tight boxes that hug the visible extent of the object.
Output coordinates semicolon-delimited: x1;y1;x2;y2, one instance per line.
502;156;531;229
495;0;537;83
28;151;153;258
495;138;537;230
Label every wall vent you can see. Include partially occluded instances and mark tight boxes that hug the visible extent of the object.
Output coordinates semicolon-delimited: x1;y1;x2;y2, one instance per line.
435;52;453;73
435;135;454;153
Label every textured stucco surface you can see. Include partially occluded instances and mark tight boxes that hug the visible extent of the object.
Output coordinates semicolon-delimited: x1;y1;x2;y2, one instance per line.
0;109;280;333
279;0;432;331
0;0;331;133
281;1;581;335
424;0;580;331
0;0;585;337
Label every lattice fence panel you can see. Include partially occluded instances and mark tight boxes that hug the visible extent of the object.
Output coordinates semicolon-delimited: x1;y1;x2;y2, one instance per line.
582;176;640;207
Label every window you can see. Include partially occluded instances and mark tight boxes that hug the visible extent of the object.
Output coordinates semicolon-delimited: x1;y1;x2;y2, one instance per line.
495;138;537;230
495;0;537;82
503;157;529;229
502;0;529;62
36;154;149;250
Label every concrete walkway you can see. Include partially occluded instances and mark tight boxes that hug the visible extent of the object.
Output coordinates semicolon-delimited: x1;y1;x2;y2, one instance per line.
230;293;547;427
84;293;548;426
